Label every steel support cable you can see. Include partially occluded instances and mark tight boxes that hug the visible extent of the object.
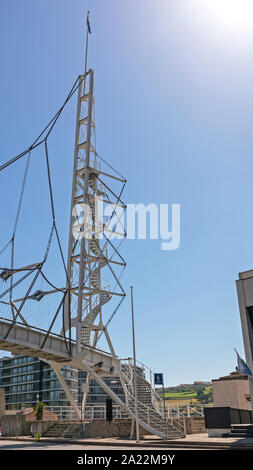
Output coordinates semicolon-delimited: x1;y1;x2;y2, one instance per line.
0;263;41;272
91;236;125;295
3;264;43;339
10;150;32;314
33;76;81;146
44;140;56;222
0;142;43;173
0;73;90;342
0;240;12;257
0;268;37;300
110;264;126;296
103;232;126;265
0;72;88;173
12;151;32;238
95;174;126;208
100;182;127;255
0;77;81;293
95;151;126;182
40;270;66;294
44;140;70;283
2;220;56;334
43;75;82;141
0;76;78;310
0;223;53;336
103;182;126;232
40;291;67;350
97;295;126;342
0;299;29;327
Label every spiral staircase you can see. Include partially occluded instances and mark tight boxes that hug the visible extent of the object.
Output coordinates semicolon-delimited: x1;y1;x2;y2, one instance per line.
60;69;185;440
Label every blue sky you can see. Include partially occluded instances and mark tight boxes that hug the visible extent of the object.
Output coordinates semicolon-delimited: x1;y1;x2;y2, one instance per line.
1;0;253;386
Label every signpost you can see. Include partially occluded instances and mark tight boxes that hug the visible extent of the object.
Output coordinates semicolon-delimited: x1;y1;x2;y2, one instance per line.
154;372;168;439
131;286;140;443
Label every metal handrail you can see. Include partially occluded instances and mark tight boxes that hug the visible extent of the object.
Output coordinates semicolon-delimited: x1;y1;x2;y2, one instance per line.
121;360;185;436
44;404;129;421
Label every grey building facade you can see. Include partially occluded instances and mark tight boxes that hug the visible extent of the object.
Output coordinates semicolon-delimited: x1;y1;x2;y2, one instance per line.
0;355;78;410
0;354;125;412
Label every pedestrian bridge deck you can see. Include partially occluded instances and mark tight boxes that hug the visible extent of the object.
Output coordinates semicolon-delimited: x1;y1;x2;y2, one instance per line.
0;318;116;372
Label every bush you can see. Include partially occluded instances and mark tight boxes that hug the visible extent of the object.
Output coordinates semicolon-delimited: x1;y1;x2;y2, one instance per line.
33;402;45;421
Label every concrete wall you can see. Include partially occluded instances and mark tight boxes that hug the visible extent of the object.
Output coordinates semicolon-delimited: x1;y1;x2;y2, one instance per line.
0;388;5;425
31;420;57;436
83;417;205;438
212;377;251;410
83;419;150;438
184;417;206;434
2;414;30;436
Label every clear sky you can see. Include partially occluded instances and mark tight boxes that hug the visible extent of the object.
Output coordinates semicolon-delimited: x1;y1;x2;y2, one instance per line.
1;0;253;386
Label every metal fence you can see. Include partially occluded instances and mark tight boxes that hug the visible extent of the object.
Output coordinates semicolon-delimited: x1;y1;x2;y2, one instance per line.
45;404;129;421
44;402;213;421
167;403;213;418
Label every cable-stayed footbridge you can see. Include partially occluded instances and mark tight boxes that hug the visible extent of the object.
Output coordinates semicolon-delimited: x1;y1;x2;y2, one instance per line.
0;15;185;439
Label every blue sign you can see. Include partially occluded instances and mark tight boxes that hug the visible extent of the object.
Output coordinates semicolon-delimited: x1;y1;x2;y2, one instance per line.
154;373;164;385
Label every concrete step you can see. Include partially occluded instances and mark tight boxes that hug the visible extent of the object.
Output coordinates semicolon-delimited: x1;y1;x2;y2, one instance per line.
231;424;253;430
43;423;83;438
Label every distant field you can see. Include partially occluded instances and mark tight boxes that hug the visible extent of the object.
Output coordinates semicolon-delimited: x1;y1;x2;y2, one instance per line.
160;386;212;403
164;391;196;400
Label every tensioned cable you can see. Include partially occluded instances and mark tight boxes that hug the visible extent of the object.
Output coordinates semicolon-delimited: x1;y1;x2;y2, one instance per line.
97;295;126;342
0;69;83;313
0;240;12;257
10;150;32;313
0;268;37;300
0;72;88;173
0;68;127;345
12;150;32;238
44;140;70;283
95;151;126;182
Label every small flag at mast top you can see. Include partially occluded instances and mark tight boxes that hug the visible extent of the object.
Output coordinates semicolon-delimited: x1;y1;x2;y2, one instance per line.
87;11;91;34
235;349;252;376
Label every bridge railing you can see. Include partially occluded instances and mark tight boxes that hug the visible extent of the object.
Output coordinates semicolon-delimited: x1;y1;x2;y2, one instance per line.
167;403;213;418
44;404;129;421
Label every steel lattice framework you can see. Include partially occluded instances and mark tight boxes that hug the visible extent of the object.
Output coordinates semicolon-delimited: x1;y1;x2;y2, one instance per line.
64;70;126;355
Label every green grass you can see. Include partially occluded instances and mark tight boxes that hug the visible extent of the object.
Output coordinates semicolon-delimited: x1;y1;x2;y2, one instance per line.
159;385;213;402
163;391;197;400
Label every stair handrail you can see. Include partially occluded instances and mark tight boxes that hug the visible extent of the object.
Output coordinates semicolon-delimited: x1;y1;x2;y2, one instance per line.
122;358;185;420
120;359;185;437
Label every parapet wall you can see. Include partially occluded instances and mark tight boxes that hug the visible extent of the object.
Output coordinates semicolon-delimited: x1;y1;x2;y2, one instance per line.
83;419;150;438
2;414;30;436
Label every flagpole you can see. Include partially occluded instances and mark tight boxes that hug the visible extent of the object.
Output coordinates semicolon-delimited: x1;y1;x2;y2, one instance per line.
235;348;253;415
84;11;90;76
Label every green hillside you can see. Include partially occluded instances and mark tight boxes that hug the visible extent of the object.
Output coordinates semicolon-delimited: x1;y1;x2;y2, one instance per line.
157;384;213;404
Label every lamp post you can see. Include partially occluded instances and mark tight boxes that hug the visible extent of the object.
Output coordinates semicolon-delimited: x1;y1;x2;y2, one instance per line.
130;286;140;443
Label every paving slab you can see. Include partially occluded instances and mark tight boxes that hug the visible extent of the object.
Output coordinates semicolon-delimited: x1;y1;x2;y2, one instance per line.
1;433;253;449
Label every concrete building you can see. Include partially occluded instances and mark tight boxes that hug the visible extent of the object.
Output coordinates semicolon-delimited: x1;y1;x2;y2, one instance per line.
212;371;251;411
236;269;253;406
78;370;125;407
0;388;5;423
0;355;78;410
0;355;125;416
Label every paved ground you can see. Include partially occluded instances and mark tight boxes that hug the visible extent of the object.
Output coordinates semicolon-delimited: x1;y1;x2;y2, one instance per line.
0;433;253;450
